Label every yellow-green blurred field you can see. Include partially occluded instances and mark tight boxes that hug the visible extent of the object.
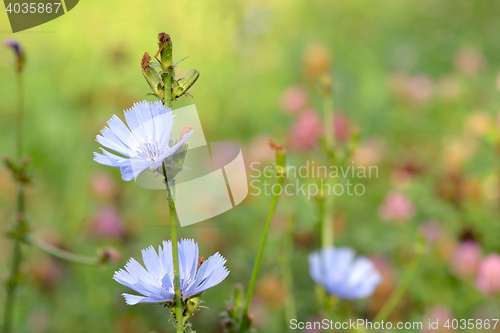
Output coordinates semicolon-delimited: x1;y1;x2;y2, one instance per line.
1;0;500;332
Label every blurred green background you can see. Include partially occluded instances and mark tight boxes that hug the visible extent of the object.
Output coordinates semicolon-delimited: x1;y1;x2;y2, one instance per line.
1;0;500;332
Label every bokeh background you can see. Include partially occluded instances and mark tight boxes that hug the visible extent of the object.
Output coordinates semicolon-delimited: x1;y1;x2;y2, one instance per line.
1;0;500;332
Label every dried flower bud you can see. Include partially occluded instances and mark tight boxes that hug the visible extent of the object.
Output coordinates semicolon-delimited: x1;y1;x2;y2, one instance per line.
99;246;121;264
156;32;173;69
158;32;171;46
180;125;193;141
268;140;284;152
141;51;163;100
141;52;151;72
268;140;286;177
198;256;205;268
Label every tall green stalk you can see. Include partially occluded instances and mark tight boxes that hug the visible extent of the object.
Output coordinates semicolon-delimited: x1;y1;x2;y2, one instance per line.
280;214;297;332
2;70;25;333
162;164;183;333
16;73;23;160
241;175;285;330
373;245;424;332
2;43;103;333
320;78;334;249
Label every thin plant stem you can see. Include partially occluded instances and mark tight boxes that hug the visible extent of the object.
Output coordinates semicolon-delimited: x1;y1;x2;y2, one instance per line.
164;73;172;109
373;247;423;331
320;82;334;249
16;72;23;160
159;37;181;332
2;71;25;333
242;175;285;328
320;190;334;248
322;82;334;152
2;239;21;333
162;163;183;333
280;214;297;331
23;234;99;265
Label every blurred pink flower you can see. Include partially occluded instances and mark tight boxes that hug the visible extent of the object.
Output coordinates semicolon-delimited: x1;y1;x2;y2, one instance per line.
378;191;415;222
287;109;323;150
454;47;485;77
388;72;434;103
422;305;455;333
279;86;308;114
89;205;125;239
408;75;433;103
476;253;500;296
450;240;482;280
333;113;351;142
420;221;442;244
89;171;118;201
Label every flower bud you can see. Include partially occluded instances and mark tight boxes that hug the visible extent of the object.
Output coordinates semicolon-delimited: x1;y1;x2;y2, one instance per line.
141;52;151;72
179;125;193;141
141;52;164;100
185;296;201;319
157;32;173;69
160;133;191;181
197;256;205;268
3;155;31;184
268;140;286;177
3;38;25;72
172;69;200;99
232;283;244;308
99;246;121;264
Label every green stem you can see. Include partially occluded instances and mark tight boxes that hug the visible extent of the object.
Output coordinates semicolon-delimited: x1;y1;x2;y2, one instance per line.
2;239;21;333
281;214;296;331
23;234;100;265
2;71;25;333
322;81;334;153
164;71;173;108
16;72;23;160
320;81;334;249
321;185;334;248
373;248;423;331
162;163;183;333
242;176;285;329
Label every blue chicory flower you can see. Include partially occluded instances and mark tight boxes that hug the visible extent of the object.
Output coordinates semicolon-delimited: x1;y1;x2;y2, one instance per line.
114;239;229;305
93;101;192;181
308;247;381;299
